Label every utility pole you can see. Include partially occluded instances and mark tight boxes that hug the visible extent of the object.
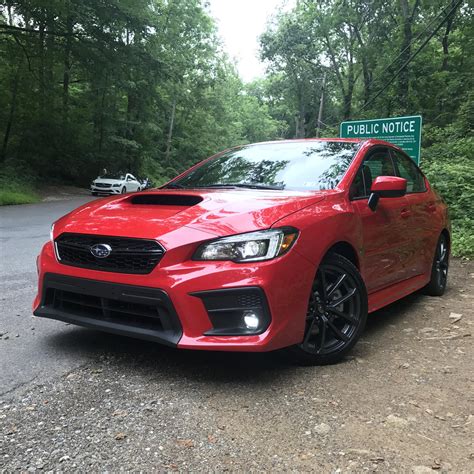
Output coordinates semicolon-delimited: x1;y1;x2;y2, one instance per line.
316;73;326;138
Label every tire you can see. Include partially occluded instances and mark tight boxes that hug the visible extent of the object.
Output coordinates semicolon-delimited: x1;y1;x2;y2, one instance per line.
287;253;368;366
121;187;127;194
422;233;449;296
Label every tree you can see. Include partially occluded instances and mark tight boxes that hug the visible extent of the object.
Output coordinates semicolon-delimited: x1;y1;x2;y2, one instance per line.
0;0;282;184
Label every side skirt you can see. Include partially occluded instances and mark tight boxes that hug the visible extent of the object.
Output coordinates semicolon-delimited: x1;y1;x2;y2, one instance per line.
367;273;430;313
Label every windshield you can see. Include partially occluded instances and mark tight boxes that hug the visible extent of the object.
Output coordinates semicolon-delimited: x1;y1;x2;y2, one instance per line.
99;173;125;180
168;141;359;191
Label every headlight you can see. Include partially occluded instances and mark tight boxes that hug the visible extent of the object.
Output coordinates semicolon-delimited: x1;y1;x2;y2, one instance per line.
112;183;121;187
193;228;298;262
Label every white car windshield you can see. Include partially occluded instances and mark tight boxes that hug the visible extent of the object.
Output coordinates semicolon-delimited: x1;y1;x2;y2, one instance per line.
99;173;125;180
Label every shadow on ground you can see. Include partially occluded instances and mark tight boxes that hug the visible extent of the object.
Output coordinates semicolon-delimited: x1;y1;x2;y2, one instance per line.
43;288;431;384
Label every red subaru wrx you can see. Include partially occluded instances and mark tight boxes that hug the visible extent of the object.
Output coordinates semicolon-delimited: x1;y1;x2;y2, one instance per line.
33;139;450;365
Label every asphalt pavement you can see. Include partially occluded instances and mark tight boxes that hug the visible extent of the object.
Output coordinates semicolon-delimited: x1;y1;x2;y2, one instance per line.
0;197;95;396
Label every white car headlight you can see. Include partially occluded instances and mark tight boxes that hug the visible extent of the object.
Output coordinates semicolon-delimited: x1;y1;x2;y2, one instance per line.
193;228;298;263
113;183;121;187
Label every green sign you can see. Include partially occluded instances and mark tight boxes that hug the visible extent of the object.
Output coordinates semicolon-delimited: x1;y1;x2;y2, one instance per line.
340;115;422;164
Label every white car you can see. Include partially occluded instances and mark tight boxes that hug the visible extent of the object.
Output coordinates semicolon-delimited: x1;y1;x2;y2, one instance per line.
91;173;142;196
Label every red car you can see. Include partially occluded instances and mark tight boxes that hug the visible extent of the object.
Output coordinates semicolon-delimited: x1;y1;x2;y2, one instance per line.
33;139;450;365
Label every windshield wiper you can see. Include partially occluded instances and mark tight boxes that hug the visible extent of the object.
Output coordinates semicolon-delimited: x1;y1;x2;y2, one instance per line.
193;183;284;190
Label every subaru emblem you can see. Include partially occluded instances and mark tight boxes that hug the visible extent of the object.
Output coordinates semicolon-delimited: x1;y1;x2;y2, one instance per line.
90;243;112;258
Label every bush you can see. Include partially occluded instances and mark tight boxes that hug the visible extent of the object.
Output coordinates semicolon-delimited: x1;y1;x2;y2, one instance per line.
422;126;474;257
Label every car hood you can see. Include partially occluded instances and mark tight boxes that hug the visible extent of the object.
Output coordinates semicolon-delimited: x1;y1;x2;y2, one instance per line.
93;179;124;185
54;189;325;248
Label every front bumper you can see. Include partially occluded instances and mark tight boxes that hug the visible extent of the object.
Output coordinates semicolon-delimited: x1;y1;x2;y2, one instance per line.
91;186;122;195
33;240;315;351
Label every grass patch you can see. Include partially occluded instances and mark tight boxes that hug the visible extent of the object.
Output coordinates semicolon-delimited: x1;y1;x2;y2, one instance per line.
0;168;40;205
0;182;39;206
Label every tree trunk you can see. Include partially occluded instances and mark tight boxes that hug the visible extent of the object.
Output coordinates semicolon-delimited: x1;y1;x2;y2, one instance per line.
441;0;458;71
353;27;372;105
293;78;306;138
1;62;22;162
295;104;306;138
316;73;326;137
398;0;419;111
92;74;108;153
165;98;176;165
62;8;73;123
343;40;355;120
98;76;107;153
126;89;136;168
38;20;45;118
325;35;347;116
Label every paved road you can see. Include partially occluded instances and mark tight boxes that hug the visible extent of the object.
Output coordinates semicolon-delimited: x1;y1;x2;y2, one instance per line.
0;197;96;395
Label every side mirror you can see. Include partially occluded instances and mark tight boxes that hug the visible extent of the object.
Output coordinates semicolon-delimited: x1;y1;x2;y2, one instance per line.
368;176;407;211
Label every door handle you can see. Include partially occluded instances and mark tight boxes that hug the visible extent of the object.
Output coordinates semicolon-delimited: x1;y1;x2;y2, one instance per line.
401;209;412;218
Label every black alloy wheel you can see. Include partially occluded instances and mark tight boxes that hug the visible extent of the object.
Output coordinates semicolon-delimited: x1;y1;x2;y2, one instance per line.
288;253;368;365
121;187;127;194
423;234;449;296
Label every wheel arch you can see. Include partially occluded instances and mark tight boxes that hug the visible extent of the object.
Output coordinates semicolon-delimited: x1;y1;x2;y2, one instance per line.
324;241;360;269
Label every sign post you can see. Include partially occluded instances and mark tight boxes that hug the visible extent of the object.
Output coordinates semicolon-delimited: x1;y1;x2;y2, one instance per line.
340;115;422;164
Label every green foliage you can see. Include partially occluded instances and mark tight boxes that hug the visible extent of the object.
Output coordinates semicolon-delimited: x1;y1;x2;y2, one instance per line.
258;0;474;257
0;0;281;186
1;0;473;258
0;173;39;206
421;98;474;257
0;189;38;206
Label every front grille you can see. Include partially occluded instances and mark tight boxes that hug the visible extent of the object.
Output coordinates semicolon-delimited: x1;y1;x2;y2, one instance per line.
95;183;112;188
48;288;164;331
55;233;165;274
236;293;263;308
35;274;182;346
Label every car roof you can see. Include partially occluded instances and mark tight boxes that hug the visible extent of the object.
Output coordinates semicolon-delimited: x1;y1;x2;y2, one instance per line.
240;138;397;147
246;138;362;145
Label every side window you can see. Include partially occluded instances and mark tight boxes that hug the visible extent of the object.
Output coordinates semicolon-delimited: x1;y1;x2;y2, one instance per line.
351;148;396;199
392;150;426;193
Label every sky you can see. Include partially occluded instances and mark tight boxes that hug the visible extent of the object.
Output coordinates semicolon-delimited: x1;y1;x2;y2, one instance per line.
208;0;295;83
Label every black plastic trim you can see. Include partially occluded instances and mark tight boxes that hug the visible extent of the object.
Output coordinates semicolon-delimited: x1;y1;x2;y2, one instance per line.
190;287;271;336
130;194;203;206
34;273;182;346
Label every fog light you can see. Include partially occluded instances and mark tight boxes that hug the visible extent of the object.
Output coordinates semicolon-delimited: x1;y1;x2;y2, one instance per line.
243;311;259;329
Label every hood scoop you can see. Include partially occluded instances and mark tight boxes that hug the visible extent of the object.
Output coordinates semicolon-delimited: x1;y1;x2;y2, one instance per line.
130;194;203;206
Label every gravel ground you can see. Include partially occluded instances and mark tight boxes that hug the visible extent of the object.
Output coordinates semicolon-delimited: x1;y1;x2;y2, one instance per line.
39;186;90;202
1;259;473;472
